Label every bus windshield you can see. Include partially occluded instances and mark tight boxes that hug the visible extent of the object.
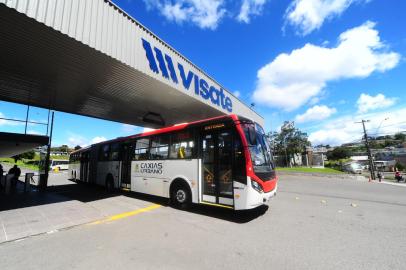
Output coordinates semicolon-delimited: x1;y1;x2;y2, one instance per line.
242;121;273;177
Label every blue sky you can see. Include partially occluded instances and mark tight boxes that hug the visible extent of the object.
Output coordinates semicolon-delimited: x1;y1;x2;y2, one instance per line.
1;0;405;147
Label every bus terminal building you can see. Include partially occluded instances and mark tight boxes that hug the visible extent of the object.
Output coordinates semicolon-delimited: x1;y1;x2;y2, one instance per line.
0;0;276;236
0;0;262;138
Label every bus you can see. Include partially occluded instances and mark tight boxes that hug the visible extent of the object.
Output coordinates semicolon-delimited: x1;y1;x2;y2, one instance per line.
69;114;277;210
39;159;70;171
50;159;69;171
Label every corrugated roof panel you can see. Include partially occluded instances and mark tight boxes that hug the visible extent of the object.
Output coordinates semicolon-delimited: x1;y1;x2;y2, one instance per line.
26;0;38;18
75;0;85;42
43;0;55;28
89;0;99;49
67;0;78;38
16;0;28;13
53;0;63;31
1;1;263;125
61;0;71;34
95;0;104;50
82;0;92;46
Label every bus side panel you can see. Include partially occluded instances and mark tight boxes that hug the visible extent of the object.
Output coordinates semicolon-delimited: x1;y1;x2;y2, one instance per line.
233;180;248;210
96;161;120;187
89;146;99;184
164;159;199;203
130;160;167;197
129;159;198;202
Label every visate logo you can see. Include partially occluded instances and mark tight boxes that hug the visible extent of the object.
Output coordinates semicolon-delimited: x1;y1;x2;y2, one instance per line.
142;39;233;112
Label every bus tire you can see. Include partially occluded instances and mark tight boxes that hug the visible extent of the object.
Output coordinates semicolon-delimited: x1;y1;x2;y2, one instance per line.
105;174;115;192
170;180;191;209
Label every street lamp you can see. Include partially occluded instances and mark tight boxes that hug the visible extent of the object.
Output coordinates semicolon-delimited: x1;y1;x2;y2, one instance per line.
376;117;389;136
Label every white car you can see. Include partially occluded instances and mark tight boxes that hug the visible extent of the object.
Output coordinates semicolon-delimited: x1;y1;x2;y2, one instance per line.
343;162;363;174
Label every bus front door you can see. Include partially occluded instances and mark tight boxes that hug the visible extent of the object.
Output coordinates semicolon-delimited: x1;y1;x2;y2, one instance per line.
120;144;132;189
201;129;234;207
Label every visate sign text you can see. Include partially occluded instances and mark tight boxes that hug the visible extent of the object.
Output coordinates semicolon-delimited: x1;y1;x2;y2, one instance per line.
142;39;233;112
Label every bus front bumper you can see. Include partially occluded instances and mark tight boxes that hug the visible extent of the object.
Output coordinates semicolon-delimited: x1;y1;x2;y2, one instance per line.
247;183;277;209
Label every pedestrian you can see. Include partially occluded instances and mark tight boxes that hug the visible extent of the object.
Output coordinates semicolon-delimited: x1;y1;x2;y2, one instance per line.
377;171;382;182
8;165;21;190
394;169;403;182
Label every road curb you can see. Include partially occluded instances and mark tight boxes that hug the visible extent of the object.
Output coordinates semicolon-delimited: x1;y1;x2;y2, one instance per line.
277;171;368;181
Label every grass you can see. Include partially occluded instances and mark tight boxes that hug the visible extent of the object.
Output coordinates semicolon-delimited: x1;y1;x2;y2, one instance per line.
0;154;69;171
0;158;39;171
276;166;345;174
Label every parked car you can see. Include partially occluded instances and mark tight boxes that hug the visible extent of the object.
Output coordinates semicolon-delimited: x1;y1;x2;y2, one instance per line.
342;162;363;174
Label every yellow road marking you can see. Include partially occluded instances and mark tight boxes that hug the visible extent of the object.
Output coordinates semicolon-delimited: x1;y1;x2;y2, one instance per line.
200;201;233;209
89;204;161;225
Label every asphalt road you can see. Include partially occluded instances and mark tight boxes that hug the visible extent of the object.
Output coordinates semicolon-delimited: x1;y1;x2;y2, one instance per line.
1;175;406;270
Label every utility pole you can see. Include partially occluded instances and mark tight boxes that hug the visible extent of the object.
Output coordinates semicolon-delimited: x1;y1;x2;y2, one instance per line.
43;111;55;189
356;120;375;180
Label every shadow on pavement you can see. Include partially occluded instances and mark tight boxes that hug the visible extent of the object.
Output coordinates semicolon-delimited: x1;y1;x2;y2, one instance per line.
0;180;121;211
119;191;270;223
1;180;269;224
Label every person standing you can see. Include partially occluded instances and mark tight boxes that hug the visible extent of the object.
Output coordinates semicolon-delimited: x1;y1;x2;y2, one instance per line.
377;171;382;182
8;165;21;190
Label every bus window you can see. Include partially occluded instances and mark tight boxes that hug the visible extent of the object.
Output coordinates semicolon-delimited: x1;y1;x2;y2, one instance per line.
150;136;169;160
134;138;150;160
233;134;246;184
99;144;110;161
110;143;121;161
169;131;195;159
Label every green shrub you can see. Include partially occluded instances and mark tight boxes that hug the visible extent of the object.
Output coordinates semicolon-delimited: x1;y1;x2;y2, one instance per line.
395;162;405;171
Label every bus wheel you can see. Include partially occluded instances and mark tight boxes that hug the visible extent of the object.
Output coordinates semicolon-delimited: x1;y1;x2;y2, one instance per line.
171;182;191;209
106;174;115;193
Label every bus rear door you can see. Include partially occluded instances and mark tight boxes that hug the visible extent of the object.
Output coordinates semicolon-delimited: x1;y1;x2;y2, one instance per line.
120;143;133;189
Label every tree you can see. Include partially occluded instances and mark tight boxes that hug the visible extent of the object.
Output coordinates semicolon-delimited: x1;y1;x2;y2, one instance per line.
12;150;36;162
394;133;406;142
74;145;82;151
271;125;311;166
326;147;351;160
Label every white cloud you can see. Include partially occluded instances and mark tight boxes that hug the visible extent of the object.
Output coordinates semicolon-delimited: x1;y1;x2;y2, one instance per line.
285;0;367;35
0;112;22;126
237;0;267;23
144;0;226;30
67;133;107;147
27;130;41;135
233;90;241;98
91;136;107;144
308;107;406;146
121;124;139;134
295;105;336;123
356;93;396;113
67;134;88;147
252;22;400;111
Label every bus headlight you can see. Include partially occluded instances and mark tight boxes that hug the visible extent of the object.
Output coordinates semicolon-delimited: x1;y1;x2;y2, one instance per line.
251;180;263;193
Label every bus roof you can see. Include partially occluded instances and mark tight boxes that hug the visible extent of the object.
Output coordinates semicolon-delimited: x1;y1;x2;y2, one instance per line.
71;114;247;154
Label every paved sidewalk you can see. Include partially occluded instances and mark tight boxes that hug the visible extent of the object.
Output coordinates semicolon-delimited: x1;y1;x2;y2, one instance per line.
377;180;406;187
0;176;160;243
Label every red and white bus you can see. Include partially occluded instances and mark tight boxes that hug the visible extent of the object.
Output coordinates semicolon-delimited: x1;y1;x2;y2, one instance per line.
69;114;277;210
